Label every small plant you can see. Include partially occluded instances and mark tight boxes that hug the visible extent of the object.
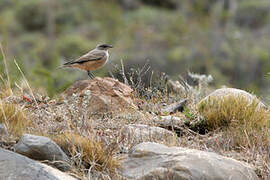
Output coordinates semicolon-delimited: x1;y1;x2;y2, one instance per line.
111;60;171;100
183;107;195;119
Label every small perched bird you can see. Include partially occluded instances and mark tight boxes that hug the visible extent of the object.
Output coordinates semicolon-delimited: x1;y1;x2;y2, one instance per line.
60;44;113;78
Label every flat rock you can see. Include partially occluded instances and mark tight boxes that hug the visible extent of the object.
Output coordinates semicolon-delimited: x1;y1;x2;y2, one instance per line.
153;116;185;135
160;99;187;115
63;77;137;113
121;142;259;180
153;115;185;127
0;148;76;180
14;134;71;171
121;124;176;146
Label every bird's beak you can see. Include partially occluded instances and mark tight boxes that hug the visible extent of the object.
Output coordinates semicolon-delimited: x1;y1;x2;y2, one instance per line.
108;45;113;48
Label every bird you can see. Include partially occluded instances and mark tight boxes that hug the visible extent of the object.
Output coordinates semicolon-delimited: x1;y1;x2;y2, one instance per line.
60;44;113;78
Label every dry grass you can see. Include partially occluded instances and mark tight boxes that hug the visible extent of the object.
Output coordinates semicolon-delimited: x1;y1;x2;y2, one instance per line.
0;87;13;99
0;100;30;137
54;132;120;176
199;95;270;130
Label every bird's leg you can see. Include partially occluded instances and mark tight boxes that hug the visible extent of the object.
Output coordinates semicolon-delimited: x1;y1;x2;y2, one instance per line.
87;70;95;79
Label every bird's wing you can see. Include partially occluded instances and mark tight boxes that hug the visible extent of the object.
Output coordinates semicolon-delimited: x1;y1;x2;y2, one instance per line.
64;50;106;65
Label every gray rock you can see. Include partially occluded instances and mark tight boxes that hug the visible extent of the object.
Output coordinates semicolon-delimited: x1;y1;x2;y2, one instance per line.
121;142;259;180
0;148;76;180
121;124;176;147
14;134;71;171
153;115;185;127
153;115;186;136
160;99;187;114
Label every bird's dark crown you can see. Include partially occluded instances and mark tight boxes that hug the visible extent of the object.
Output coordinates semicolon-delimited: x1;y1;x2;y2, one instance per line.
96;44;113;50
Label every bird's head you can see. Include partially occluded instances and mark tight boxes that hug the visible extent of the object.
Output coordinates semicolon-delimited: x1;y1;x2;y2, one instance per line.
96;44;113;50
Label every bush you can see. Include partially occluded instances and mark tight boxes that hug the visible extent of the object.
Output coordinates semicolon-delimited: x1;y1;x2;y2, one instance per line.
234;1;270;28
15;0;47;31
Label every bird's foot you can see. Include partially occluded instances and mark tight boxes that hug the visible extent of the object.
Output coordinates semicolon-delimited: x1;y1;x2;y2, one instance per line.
87;71;95;79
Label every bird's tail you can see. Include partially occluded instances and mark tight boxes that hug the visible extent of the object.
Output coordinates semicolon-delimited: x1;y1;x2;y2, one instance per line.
57;60;74;70
57;64;70;70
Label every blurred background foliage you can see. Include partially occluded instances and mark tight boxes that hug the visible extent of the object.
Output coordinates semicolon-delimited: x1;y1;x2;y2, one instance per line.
1;0;270;98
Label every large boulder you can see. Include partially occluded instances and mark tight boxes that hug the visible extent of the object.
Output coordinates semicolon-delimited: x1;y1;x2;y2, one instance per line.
14;134;71;171
62;77;137;113
0;148;76;180
121;142;259;180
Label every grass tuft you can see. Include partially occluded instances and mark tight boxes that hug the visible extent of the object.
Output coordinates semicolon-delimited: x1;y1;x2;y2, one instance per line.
0;101;29;137
54;132;120;175
199;95;270;130
199;95;270;150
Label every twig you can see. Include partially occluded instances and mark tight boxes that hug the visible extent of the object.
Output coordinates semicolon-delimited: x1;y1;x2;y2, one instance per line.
120;59;129;85
108;70;115;79
149;70;154;89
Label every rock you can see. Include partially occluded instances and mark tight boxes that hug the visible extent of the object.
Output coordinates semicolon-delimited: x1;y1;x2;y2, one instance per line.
153;115;185;135
160;99;187;115
120;142;259;180
199;88;266;109
0;148;76;180
14;134;71;171
121;124;176;147
63;77;137;113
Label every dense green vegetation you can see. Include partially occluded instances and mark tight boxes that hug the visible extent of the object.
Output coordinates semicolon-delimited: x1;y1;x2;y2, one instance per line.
1;0;270;97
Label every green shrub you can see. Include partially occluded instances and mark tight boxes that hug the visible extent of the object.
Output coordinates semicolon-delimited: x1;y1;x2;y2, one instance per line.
16;0;47;31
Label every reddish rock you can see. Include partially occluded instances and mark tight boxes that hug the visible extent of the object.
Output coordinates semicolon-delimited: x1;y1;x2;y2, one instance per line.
63;77;137;112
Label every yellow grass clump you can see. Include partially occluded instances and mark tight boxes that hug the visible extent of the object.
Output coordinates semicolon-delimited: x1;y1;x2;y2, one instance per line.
0;101;29;137
198;95;270;148
54;132;120;175
199;95;270;130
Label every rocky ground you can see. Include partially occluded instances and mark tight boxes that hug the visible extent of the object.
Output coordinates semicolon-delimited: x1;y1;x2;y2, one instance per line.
0;75;270;179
